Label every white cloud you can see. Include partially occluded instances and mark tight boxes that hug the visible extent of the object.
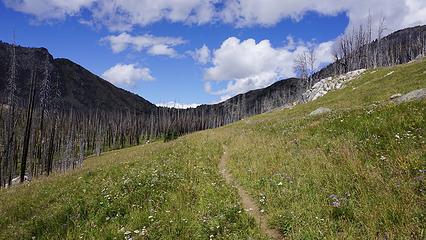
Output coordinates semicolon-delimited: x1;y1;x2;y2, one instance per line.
4;0;217;31
221;0;426;35
156;101;200;109
5;1;425;34
147;44;178;57
3;0;94;20
190;44;211;64
102;64;154;86
101;32;186;57
204;37;334;100
313;41;335;69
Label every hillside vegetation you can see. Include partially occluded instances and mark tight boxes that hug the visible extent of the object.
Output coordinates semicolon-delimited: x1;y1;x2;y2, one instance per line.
1;59;425;239
1;24;425;182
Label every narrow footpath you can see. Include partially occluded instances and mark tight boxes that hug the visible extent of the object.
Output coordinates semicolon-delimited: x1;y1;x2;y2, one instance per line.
218;145;284;240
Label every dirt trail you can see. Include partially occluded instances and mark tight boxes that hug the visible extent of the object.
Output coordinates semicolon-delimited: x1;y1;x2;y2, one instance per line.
219;145;284;240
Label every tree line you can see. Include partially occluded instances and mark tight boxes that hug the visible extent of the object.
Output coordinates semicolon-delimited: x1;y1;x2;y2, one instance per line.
1;21;425;187
295;17;426;83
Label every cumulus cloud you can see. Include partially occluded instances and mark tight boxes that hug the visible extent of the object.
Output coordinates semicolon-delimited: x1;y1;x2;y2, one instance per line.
204;37;334;100
3;0;94;20
190;44;211;64
4;0;217;31
147;44;179;57
4;0;426;34
221;0;426;35
156;101;200;109
101;33;186;57
102;64;154;86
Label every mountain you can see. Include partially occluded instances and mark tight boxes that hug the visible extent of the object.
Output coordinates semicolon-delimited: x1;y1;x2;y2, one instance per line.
313;25;426;81
0;41;306;131
181;25;426;126
194;78;305;122
2;51;425;240
0;42;156;114
1;25;425;129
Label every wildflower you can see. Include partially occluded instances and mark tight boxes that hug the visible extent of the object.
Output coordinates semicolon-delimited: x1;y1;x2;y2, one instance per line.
329;194;341;208
278;182;283;186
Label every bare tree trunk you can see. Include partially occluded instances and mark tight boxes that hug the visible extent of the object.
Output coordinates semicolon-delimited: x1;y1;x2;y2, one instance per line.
20;67;37;183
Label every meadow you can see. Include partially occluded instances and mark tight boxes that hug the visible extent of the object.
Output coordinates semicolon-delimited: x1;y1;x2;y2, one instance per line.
1;59;425;239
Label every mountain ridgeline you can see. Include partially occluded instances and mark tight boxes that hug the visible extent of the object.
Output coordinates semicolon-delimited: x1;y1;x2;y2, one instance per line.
0;41;308;135
0;25;425;184
0;44;156;113
314;25;426;81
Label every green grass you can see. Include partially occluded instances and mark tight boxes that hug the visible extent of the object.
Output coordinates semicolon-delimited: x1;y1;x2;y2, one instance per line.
0;139;265;239
1;59;425;239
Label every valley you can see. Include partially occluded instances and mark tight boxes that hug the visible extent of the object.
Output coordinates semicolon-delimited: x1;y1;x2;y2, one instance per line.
1;2;426;238
1;59;425;239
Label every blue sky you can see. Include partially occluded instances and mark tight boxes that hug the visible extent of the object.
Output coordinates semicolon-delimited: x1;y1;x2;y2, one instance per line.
1;0;425;107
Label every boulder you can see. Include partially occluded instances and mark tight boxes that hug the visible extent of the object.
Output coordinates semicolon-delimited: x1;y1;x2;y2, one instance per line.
309;107;332;116
389;93;402;100
7;175;30;187
394;88;426;104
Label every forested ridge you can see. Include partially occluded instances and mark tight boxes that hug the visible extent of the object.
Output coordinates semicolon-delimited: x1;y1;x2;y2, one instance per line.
0;24;425;186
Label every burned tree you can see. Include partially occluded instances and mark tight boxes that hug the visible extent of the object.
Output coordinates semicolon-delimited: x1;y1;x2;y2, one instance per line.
294;46;317;89
1;42;18;187
20;65;37;183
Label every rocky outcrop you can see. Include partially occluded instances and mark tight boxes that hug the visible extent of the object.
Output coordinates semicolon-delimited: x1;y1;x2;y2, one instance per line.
394;88;426;104
309;107;332;116
303;69;366;102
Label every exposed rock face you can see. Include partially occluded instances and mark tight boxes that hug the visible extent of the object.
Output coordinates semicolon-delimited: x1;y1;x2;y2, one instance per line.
394;88;426;104
309;107;332;116
303;69;366;102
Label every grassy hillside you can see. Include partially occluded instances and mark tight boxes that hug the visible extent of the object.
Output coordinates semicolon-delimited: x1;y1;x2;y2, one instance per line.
1;59;425;239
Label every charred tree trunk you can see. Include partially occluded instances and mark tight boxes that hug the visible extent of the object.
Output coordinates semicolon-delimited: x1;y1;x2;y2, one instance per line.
20;68;37;183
